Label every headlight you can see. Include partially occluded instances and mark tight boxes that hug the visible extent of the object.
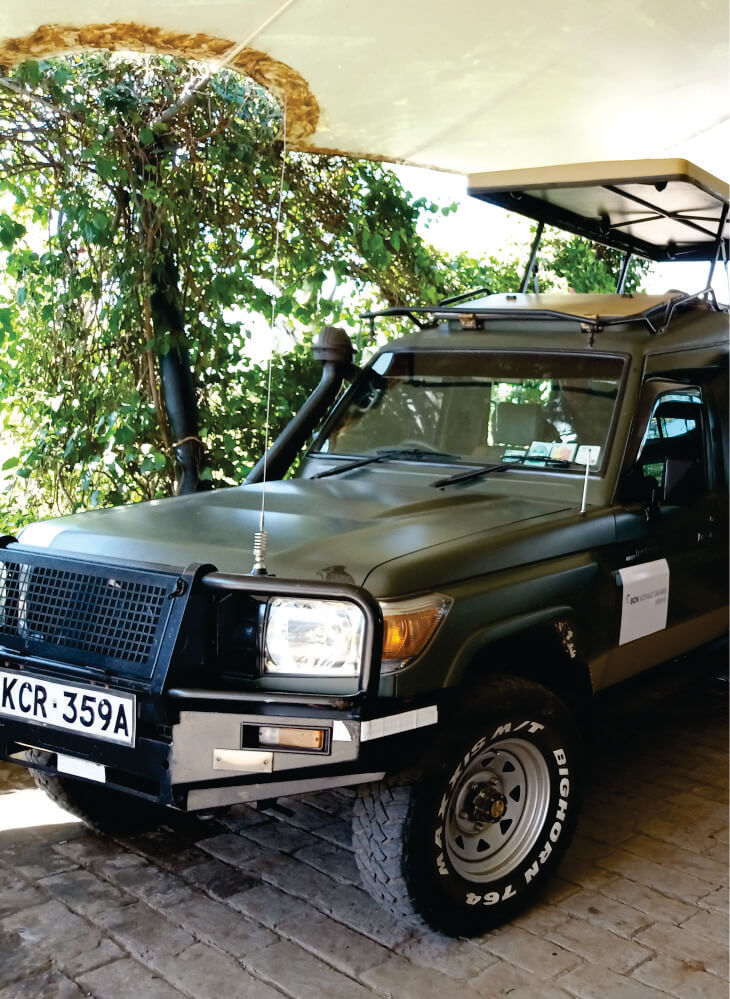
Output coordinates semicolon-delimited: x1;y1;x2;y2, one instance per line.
380;593;452;673
264;598;365;677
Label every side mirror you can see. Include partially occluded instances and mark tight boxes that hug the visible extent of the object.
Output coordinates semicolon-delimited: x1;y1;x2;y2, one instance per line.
621;463;658;505
663;457;701;506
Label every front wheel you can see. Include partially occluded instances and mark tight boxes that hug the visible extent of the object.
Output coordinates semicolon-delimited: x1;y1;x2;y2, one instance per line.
352;677;582;936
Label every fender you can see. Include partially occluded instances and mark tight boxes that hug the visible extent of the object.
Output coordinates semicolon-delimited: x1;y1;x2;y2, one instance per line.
443;605;591;694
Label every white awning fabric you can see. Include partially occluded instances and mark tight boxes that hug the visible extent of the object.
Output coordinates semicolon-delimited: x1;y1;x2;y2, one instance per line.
2;0;728;179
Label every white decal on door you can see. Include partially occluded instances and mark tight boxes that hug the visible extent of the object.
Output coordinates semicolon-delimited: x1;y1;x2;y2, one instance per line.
618;558;670;645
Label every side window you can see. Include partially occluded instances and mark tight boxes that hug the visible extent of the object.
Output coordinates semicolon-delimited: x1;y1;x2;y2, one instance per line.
627;390;705;505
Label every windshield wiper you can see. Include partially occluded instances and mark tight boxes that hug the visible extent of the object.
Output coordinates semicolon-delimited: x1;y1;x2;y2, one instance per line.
434;454;575;487
311;454;386;479
380;447;460;462
432;463;511;487
311;447;459;479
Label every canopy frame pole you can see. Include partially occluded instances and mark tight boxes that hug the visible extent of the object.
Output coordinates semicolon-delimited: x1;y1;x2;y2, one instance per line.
520;220;545;293
615;249;633;293
706;202;728;288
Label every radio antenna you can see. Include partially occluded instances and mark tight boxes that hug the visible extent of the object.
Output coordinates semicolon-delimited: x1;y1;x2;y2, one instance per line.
580;447;595;516
251;100;287;575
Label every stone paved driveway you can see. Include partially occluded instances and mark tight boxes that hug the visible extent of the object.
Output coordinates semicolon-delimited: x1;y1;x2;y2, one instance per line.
0;650;727;999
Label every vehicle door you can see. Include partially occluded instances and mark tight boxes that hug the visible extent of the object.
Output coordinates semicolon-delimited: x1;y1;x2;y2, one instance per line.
603;375;727;684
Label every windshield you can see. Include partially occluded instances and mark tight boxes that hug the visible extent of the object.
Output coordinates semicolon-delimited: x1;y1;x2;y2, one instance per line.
313;350;625;471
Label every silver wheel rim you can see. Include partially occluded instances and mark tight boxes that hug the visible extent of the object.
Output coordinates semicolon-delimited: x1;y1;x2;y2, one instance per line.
444;737;551;883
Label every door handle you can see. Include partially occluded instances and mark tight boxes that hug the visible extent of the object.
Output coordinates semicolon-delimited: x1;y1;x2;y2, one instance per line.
624;546;660;564
698;514;715;543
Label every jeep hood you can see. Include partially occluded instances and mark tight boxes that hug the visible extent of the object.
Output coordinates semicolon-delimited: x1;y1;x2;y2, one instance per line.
18;475;584;595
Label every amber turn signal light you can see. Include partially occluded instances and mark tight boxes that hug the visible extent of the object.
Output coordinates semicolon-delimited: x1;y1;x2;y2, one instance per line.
380;595;452;670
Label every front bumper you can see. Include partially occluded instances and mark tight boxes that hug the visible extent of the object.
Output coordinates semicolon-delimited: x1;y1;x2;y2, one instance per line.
0;542;437;810
1;681;438;809
168;696;438;809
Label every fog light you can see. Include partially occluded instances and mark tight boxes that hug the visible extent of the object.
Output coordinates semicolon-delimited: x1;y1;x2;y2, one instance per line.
258;726;326;751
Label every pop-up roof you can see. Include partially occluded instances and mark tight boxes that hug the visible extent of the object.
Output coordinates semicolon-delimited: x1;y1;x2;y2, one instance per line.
468;159;729;262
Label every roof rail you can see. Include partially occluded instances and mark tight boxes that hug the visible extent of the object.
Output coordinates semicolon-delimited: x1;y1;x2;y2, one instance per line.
361;289;724;340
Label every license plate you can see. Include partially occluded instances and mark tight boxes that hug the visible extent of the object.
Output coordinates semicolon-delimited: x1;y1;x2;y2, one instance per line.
0;670;136;746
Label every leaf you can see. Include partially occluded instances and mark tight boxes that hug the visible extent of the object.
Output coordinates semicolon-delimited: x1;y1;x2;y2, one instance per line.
0;215;26;249
95;157;116;182
139;127;155;146
54;65;71;87
1;457;19;470
16;287;27;307
21;60;41;87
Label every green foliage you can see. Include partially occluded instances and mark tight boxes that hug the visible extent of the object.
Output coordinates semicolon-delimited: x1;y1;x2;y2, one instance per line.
0;52;457;530
0;53;645;533
538;228;649;294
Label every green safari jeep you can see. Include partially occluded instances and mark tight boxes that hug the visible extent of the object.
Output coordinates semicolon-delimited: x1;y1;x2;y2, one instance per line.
0;159;727;936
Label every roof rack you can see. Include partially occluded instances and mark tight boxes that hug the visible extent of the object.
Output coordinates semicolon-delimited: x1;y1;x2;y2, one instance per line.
361;288;721;340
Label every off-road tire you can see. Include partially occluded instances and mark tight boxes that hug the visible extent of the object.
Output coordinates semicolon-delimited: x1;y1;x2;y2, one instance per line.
27;749;165;835
352;676;582;936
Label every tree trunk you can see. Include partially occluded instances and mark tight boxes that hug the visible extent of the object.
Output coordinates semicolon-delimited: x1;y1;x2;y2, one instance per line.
150;252;206;494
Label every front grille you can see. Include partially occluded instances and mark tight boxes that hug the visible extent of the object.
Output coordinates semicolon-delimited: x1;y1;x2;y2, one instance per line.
0;554;177;678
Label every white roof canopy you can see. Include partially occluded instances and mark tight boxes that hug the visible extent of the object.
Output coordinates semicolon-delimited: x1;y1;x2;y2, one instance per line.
1;0;728;179
469;159;730;261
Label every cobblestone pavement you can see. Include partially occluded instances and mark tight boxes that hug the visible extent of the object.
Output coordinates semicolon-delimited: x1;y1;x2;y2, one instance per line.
0;651;727;999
